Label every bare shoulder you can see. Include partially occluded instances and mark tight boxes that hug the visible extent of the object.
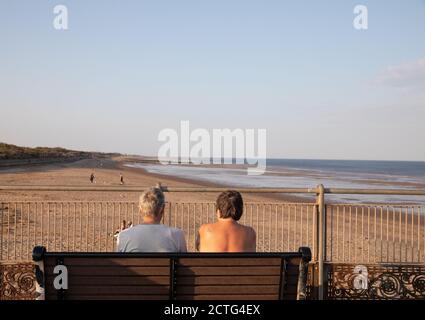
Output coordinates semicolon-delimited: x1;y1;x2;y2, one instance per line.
242;225;256;237
199;223;214;235
119;225;134;237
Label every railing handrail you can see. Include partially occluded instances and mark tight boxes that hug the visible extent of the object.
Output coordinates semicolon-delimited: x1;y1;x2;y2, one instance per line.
324;188;425;195
1;185;425;195
0;185;316;193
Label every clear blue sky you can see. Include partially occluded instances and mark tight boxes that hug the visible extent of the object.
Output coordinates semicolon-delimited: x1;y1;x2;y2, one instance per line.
1;0;425;160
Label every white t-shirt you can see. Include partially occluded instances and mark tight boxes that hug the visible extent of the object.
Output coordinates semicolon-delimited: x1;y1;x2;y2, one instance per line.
117;224;187;253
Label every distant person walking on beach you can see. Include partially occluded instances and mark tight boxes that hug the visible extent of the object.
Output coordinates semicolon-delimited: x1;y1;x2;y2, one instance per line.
117;187;187;252
89;173;95;184
196;190;256;252
120;173;124;185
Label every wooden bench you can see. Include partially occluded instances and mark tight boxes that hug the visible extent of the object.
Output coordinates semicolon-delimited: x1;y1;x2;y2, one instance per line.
32;246;311;300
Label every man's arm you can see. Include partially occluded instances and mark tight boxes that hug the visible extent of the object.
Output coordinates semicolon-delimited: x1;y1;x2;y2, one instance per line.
115;221;131;252
178;230;188;253
116;232;128;252
116;233;123;252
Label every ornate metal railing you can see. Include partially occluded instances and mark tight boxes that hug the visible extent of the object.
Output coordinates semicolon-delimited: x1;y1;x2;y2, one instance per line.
326;263;425;300
0;262;36;300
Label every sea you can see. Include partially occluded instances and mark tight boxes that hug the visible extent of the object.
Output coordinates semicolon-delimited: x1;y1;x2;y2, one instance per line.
126;159;425;204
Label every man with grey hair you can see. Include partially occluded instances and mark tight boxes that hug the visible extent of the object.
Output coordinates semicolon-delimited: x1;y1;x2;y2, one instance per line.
117;187;187;252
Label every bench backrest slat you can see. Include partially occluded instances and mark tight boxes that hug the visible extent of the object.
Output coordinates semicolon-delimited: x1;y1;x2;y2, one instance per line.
44;256;171;300
175;257;283;300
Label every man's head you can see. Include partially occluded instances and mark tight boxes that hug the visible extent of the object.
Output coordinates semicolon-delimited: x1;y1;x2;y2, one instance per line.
139;187;165;222
216;190;244;221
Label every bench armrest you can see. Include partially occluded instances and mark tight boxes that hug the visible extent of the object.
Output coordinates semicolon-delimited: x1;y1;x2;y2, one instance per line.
297;247;312;300
32;246;46;300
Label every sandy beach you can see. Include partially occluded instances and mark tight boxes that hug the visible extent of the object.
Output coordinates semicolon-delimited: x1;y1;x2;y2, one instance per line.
0;157;307;203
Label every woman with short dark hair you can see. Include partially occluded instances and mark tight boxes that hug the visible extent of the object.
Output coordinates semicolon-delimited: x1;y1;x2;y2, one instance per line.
196;190;256;252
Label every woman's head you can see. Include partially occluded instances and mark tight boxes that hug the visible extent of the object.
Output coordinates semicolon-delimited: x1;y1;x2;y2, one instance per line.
216;190;244;221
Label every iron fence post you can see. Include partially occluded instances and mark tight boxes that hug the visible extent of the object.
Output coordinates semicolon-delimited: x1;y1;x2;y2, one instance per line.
316;184;326;300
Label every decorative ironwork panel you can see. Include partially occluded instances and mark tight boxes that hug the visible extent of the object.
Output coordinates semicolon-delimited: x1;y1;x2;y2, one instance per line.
0;263;36;300
328;264;425;300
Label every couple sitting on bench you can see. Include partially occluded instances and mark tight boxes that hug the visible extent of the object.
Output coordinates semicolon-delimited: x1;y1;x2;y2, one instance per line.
32;186;311;300
116;187;256;253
